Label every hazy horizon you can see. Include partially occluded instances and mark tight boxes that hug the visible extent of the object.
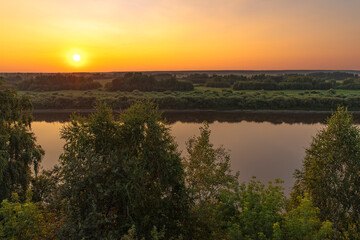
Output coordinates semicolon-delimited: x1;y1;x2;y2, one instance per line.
1;69;360;74
1;0;360;72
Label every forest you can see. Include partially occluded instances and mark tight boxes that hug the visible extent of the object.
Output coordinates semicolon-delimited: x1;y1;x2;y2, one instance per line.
1;80;359;239
17;74;102;91
182;72;359;90
105;72;194;92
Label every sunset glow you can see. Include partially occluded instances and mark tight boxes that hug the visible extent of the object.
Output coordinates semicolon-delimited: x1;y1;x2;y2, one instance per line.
1;0;360;72
73;54;81;62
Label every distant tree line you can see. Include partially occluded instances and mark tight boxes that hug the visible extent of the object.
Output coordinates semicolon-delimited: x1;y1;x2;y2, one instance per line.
308;71;358;80
3;75;23;82
183;72;360;90
13;72;360;92
17;74;102;91
232;76;335;90
232;75;360;91
106;72;194;92
205;75;241;88
184;73;246;86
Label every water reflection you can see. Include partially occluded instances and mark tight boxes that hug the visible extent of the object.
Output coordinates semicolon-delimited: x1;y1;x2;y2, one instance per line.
31;111;332;195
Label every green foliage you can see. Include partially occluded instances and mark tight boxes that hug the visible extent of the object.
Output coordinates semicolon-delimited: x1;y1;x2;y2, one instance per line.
272;222;282;240
292;106;360;238
218;183;334;240
24;86;360;111
58;101;189;239
17;74;101;91
233;81;279;90
184;123;238;203
183;123;238;239
218;178;286;240
107;73;193;92
327;88;336;95
308;72;357;80
120;225;182;240
31;166;61;205
281;194;333;240
121;226;141;240
0;82;44;201
0;190;55;239
205;76;232;88
232;75;334;91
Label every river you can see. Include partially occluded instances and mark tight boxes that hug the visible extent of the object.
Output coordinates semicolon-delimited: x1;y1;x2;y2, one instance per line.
32;110;354;194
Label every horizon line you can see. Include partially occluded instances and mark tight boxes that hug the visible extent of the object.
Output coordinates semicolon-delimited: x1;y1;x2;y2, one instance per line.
1;69;360;74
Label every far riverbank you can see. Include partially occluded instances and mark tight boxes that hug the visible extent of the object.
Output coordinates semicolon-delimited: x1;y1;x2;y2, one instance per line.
31;109;360;124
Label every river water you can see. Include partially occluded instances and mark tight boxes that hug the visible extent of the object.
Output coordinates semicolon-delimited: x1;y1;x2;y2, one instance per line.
32;110;352;194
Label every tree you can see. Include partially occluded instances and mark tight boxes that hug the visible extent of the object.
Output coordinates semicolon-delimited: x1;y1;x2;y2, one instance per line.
120;225;168;240
31;166;61;205
0;81;43;201
17;74;101;91
106;72;193;92
219;184;333;240
183;123;239;239
184;123;238;203
58;101;189;239
218;178;285;240
292;106;360;238
0;190;56;239
280;194;333;240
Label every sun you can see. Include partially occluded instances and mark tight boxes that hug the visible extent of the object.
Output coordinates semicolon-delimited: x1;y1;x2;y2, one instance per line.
72;54;81;62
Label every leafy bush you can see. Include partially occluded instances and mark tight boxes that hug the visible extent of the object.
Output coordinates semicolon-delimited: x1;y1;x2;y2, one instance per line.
0;191;56;239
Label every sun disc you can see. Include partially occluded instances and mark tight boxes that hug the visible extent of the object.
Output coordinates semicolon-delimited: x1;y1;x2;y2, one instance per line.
72;54;81;62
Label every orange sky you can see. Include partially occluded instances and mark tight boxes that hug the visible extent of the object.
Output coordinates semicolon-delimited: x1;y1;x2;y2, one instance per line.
1;0;360;72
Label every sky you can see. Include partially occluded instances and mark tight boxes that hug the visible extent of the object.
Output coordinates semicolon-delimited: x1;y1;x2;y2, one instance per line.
1;0;360;72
